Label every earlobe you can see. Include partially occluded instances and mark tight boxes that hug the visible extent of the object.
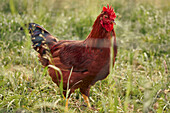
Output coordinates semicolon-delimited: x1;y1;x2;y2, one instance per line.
100;17;103;20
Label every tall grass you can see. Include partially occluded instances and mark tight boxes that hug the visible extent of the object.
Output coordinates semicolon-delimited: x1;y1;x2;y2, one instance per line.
0;0;169;112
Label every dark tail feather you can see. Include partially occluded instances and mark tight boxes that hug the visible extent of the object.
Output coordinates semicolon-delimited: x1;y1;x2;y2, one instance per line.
21;23;58;66
28;23;58;49
28;23;50;52
27;23;58;59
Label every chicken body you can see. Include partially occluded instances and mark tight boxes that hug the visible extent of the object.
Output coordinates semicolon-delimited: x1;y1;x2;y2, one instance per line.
49;40;111;97
28;5;117;109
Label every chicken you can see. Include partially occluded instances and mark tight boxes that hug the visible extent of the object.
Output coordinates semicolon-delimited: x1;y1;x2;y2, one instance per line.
27;5;117;110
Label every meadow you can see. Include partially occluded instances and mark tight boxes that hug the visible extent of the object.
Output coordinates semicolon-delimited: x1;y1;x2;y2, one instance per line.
0;0;169;112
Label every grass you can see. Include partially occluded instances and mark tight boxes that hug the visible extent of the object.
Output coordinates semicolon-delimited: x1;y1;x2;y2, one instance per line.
0;0;169;112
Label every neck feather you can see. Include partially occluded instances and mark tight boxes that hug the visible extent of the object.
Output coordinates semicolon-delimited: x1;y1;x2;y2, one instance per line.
84;15;115;48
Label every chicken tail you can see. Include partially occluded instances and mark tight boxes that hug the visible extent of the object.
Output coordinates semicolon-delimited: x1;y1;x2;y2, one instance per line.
27;23;59;63
28;23;58;49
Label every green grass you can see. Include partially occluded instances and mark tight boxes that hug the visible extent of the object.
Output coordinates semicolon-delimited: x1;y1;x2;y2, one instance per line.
0;0;169;112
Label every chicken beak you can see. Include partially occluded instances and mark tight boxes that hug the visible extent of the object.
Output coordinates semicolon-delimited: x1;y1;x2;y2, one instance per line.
112;20;116;25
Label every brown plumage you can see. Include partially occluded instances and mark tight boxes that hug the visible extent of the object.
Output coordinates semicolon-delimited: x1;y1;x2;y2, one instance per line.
28;5;117;109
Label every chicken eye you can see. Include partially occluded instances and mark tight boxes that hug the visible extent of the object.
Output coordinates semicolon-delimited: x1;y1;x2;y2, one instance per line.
104;15;108;18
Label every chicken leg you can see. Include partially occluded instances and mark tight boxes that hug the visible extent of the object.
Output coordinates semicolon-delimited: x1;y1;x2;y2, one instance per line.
63;96;69;111
82;94;91;108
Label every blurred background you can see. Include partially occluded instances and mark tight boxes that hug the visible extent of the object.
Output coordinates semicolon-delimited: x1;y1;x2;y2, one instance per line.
0;0;169;112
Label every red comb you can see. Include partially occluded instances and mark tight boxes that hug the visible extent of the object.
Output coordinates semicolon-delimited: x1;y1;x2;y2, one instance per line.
103;4;116;20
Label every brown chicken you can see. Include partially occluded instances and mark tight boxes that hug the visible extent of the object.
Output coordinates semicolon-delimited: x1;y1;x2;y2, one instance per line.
27;5;117;110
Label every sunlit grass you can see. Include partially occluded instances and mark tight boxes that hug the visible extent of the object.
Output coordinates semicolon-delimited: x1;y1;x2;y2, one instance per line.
0;0;169;112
